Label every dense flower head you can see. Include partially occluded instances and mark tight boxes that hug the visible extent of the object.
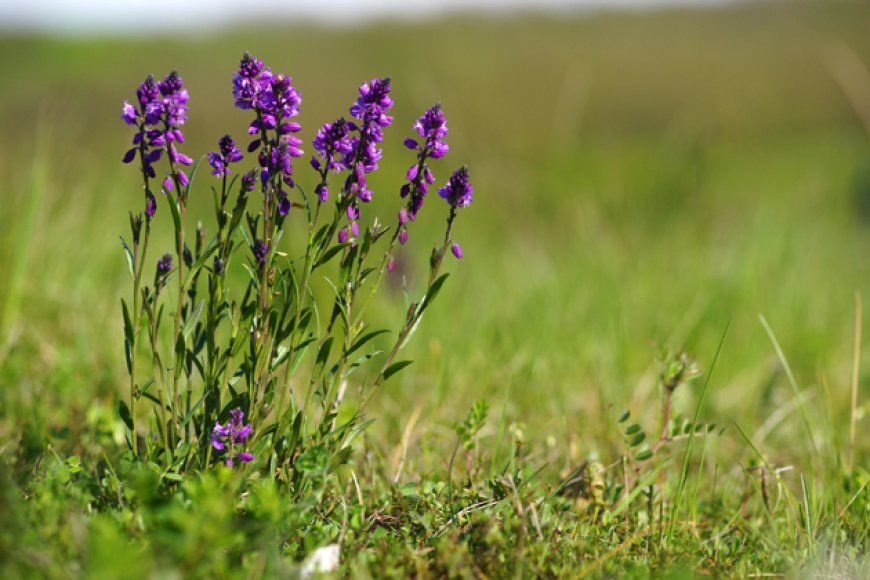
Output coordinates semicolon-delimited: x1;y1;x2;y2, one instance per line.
312;118;354;173
341;77;394;204
121;71;192;193
350;77;394;130
157;71;190;127
253;240;269;263
232;52;266;110
397;104;450;228
233;53;302;139
208;134;243;177
413;103;449;159
211;408;254;467
438;166;473;208
157;253;173;275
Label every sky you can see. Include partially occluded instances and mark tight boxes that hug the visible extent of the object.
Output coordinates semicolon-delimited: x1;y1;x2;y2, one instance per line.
0;0;736;34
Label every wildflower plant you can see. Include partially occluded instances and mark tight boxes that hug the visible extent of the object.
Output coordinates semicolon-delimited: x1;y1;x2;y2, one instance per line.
118;53;473;489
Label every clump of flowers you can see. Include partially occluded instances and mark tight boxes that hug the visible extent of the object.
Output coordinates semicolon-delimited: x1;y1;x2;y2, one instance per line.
211;408;254;467
118;53;474;484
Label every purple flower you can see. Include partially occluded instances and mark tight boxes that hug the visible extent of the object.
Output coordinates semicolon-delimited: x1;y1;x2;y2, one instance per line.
234;53;302;144
342;77;394;204
398;230;409;245
157;253;173;275
400;104;450;221
211;407;255;466
241;170;258;193
312;118;354;173
232;52;265;110
438;166;473;208
315;183;329;203
387;256;397;273
145;193;157;219
260;141;301;187
278;191;291;216
121;71;192;204
208;134;243;177
121;101;137;125
157;71;189;127
253;240;269;263
413;103;449;159
451;242;464;259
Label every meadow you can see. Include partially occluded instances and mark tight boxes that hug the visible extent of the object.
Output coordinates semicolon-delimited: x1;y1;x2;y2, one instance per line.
3;1;870;576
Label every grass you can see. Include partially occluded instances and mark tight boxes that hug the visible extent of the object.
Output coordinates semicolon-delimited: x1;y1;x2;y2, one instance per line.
3;1;870;576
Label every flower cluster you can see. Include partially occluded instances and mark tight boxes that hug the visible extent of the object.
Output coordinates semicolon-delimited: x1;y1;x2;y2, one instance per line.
157;253;173;275
121;71;193;213
439;165;474;209
439;166;474;259
312;118;354;176
211;408;254;467
407;102;449;159
232;53;303;188
343;77;394;203
207;135;243;178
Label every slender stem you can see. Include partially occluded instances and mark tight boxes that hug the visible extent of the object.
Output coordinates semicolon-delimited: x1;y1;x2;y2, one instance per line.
361;206;458;411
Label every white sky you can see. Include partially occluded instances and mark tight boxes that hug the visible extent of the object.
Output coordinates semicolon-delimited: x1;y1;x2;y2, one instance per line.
0;0;735;33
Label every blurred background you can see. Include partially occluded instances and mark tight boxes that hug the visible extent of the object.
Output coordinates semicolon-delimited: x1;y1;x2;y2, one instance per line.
2;0;870;460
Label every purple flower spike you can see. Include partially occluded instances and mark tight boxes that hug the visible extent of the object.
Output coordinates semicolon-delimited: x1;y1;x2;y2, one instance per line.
253;240;269;263
399;103;450;221
414;103;449;158
342;77;393;203
313;118;353;173
211;407;255;467
451;242;464;259
121;71;191;186
208;134;243;178
438;166;473;208
157;253;173;274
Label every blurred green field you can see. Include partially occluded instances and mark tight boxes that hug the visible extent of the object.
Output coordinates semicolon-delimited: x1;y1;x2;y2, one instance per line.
3;1;870;574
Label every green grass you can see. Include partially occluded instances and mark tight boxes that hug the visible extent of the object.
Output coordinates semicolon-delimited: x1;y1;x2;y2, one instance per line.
3;1;870;576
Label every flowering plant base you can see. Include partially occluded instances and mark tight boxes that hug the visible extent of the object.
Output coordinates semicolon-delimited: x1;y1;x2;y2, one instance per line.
119;54;473;487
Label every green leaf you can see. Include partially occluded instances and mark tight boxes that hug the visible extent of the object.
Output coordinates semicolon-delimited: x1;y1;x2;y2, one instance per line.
314;242;349;269
635;448;653;461
181;300;205;340
629;432;646;447
381;360;413;382
118;400;133;431
313;337;334;378
625;423;642;435
119;237;135;278
346;329;389;357
618;410;631;423
121;298;134;346
165;190;183;234
418;273;449;316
